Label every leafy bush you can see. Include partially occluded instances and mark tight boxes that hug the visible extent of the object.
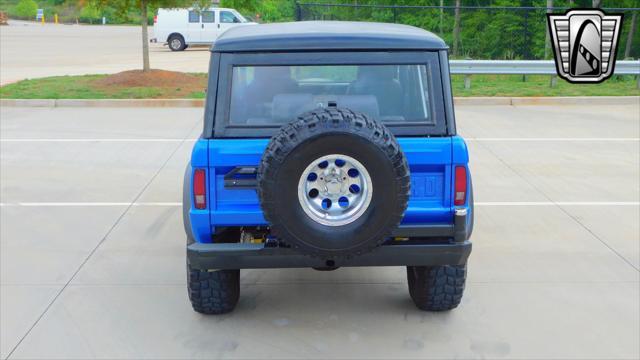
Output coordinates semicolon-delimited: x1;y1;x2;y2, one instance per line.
79;4;100;24
13;0;37;18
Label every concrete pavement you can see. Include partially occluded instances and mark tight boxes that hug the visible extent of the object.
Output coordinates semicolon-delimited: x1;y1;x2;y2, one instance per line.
1;104;639;359
0;21;209;85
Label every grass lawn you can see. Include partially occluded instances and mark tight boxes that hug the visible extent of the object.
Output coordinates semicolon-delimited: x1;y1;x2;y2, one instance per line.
451;74;639;97
1;72;638;99
0;72;208;99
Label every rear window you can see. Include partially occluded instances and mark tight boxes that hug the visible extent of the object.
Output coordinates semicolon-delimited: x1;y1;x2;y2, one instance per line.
229;65;433;127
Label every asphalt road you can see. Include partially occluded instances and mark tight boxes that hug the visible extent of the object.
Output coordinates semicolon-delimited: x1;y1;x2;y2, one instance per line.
0;21;210;85
1;103;639;359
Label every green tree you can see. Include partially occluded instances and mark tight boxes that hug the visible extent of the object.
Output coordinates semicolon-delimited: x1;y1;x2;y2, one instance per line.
452;0;461;57
13;0;38;19
219;0;295;22
624;11;637;59
91;0;192;71
79;4;101;24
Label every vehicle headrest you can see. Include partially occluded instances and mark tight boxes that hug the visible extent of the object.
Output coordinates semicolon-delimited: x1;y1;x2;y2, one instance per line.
336;95;380;120
271;93;315;122
357;66;396;81
253;66;292;82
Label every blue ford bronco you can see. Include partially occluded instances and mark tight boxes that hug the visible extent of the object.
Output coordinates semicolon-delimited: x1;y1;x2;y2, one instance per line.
184;21;473;314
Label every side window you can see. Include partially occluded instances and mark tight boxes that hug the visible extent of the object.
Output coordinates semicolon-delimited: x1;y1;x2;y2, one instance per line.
188;10;199;23
220;11;239;23
201;11;214;23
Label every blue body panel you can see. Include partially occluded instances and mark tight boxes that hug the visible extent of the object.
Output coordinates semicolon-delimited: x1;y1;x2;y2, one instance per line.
188;136;471;243
187;140;213;243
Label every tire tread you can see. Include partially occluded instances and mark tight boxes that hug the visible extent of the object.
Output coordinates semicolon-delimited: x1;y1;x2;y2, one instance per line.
187;264;239;315
407;264;467;311
257;108;410;258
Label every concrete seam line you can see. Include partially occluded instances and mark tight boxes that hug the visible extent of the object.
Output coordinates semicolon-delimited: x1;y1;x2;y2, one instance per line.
1;201;638;207
0;138;193;142
473;138;640;273
2;96;638;108
476;201;640;206
2;138;638;143
3;119;201;359
465;137;640;141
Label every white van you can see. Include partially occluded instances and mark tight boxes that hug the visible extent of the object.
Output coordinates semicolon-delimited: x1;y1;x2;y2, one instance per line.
151;8;255;51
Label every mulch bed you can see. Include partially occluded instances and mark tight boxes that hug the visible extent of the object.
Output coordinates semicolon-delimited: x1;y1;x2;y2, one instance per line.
92;69;206;97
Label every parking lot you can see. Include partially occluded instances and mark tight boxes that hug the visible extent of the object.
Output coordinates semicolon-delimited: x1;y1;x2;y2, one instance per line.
1;102;638;359
0;21;208;85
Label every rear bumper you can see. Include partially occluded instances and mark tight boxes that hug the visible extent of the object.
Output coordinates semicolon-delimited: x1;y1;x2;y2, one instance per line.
392;208;471;241
186;207;473;269
187;241;472;270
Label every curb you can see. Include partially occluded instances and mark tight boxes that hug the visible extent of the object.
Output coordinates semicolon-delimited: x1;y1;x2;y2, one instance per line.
1;96;638;108
453;97;512;105
0;99;205;108
453;96;640;106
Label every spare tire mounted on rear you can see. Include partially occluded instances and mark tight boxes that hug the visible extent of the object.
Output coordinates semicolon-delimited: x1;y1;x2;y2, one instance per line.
257;108;410;259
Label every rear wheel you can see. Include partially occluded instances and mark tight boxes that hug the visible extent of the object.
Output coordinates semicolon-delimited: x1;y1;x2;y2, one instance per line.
186;227;241;315
168;34;186;51
187;262;240;315
407;264;467;311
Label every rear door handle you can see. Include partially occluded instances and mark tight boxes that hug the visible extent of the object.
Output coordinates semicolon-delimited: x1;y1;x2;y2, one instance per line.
224;166;258;189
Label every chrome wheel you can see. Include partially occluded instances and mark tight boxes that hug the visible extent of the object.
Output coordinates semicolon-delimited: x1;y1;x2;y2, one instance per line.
170;38;182;50
298;154;373;226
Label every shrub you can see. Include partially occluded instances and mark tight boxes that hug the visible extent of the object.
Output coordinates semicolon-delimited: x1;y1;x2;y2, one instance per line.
79;4;100;24
13;0;38;19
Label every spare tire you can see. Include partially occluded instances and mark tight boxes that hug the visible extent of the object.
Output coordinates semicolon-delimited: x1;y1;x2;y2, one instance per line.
257;108;410;258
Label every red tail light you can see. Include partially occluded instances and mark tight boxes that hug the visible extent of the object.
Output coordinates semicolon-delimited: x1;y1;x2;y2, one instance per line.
193;169;206;209
454;166;467;206
153;15;157;24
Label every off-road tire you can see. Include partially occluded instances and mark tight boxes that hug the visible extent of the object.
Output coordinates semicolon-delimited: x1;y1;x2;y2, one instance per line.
168;34;186;51
187;263;240;315
257;108;410;259
185;164;240;316
407;264;467;311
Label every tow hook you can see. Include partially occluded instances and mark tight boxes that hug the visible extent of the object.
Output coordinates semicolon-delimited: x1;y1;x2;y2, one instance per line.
264;236;279;248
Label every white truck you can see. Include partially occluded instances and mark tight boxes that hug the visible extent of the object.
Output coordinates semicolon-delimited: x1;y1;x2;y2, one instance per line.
151;8;255;51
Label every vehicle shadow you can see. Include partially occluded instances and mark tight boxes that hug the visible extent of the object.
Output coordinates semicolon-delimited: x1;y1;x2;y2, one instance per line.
150;46;211;52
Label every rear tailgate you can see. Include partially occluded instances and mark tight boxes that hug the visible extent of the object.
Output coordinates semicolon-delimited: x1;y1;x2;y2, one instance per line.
207;137;453;227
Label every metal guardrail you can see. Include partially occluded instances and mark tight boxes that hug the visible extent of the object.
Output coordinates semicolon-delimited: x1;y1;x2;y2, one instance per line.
449;60;640;88
450;60;640;75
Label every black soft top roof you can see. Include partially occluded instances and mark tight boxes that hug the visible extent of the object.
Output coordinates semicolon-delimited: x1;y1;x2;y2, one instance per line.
212;21;447;52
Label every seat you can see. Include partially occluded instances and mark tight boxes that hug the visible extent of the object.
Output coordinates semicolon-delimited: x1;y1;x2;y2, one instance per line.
335;95;380;120
245;67;298;106
271;94;315;122
347;66;403;117
236;67;299;123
